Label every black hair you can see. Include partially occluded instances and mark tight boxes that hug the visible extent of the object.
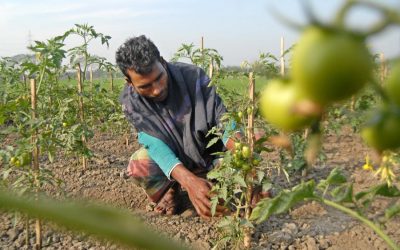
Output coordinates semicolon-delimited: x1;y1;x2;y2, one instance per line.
115;35;161;78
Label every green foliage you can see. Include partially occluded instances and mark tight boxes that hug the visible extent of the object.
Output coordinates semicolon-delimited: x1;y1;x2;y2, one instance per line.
171;42;222;72
0;189;187;250
250;180;316;223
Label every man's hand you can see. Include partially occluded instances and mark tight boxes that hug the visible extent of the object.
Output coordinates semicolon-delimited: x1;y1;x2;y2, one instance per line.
171;164;226;219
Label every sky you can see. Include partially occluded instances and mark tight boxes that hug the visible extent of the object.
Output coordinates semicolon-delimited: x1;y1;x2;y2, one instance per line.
1;0;400;66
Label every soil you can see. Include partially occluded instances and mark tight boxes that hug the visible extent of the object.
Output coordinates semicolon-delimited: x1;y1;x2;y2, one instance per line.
1;126;399;250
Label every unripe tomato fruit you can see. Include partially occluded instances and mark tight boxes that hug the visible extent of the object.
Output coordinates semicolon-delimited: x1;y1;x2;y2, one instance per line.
241;163;251;171
62;122;68;127
259;79;317;131
385;61;400;107
247;107;253;115
15;160;21;167
10;157;17;165
242;146;251;159
361;106;400;151
292;26;372;105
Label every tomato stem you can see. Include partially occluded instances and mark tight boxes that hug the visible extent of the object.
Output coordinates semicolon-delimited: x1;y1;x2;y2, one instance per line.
319;198;399;250
336;0;400;37
369;77;390;103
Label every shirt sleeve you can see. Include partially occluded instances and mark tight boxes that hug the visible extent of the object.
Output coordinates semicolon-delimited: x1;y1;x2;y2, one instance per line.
222;119;238;146
138;132;182;180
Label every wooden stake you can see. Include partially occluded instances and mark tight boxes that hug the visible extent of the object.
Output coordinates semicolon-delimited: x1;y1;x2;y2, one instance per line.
76;64;87;169
30;79;42;250
380;53;387;85
89;66;94;102
109;71;114;92
280;36;285;76
209;58;214;78
200;36;204;52
244;72;255;249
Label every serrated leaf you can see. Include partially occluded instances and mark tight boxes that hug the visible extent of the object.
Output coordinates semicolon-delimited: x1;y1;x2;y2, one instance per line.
210;196;218;216
325;168;347;185
385;204;400;220
233;175;246;187
355;183;400;201
206;137;220;148
207;170;222;180
331;184;353;203
250;180;316;223
0;190;186;250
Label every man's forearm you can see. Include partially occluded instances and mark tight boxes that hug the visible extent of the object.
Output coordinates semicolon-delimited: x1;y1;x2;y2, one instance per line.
170;163;197;189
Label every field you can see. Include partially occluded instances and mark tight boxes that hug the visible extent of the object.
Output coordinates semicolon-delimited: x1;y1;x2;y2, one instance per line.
1;123;399;249
2;6;400;249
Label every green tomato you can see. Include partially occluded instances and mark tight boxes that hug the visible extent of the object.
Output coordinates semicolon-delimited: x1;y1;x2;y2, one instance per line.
259;78;317;131
242;146;251;159
234;142;242;150
252;158;261;166
15;160;21;167
237;111;243;119
247;107;253;115
62;122;68;127
385;61;400;107
292;26;372;105
241;163;251;172
361;105;400;151
10;157;17;165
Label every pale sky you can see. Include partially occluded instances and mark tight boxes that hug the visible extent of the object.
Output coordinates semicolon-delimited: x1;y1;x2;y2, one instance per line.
1;0;400;66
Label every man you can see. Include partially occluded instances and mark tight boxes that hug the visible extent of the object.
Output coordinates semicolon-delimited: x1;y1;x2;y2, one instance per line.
116;35;233;218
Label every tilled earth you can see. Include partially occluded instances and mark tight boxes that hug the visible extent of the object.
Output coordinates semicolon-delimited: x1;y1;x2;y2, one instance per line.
1;127;399;249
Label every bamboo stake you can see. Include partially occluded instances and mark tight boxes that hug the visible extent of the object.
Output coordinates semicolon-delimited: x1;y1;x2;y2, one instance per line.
30;79;42;250
89;66;94;102
244;72;255;249
280;36;285;77
76;64;87;169
209;58;214;79
109;71;114;92
380;53;387;85
23;74;27;91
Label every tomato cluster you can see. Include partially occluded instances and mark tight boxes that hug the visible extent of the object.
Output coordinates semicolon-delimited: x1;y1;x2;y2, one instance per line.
9;152;32;167
260;26;373;132
231;142;260;172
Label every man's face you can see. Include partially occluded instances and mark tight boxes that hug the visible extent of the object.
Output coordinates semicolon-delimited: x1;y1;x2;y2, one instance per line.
127;61;168;102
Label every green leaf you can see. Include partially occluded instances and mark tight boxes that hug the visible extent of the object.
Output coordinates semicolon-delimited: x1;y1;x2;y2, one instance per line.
233;175;247;187
385;204;400;220
250;180;316;223
355;183;400;201
0;190;186;250
210;196;218;216
207;169;222;180
325;168;347;185
206;137;220;148
331;184;353;203
317;167;347;190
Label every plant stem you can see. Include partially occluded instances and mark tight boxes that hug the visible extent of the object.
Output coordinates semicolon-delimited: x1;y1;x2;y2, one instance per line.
369;77;390;103
321;198;399;250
